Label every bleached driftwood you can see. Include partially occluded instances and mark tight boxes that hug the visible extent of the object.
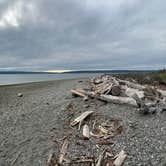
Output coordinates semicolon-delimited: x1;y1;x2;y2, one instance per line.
114;150;127;166
100;95;138;107
70;111;94;126
59;139;69;164
157;89;166;97
83;124;90;139
117;79;145;90
72;89;96;98
71;89;87;98
99;125;108;134
124;87;144;99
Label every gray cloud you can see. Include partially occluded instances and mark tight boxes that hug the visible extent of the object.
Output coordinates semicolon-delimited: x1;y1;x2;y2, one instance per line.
0;0;166;71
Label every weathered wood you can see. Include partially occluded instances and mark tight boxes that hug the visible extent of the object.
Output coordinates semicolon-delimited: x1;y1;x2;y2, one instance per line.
100;95;138;107
74;89;96;97
157;89;166;97
82;124;90;139
114;150;127;166
70;111;94;126
124;87;144;99
71;89;87;98
59;139;69;164
111;85;121;96
96;151;105;166
117;79;145;90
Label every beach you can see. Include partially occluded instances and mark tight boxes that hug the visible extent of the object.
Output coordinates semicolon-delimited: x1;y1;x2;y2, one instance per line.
0;77;166;166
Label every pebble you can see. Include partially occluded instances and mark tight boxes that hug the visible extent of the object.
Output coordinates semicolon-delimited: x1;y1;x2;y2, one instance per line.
17;93;23;97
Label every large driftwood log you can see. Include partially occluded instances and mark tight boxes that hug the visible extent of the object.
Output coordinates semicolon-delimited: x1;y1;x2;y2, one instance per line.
70;111;94;126
71;89;87;98
117;79;145;90
157;89;166;97
124;87;144;99
100;95;138;107
114;150;127;166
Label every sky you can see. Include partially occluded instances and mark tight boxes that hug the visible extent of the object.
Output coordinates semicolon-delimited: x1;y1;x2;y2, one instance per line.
0;0;166;71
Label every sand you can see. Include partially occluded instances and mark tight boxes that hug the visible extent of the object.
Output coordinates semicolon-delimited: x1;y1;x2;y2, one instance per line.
0;78;166;166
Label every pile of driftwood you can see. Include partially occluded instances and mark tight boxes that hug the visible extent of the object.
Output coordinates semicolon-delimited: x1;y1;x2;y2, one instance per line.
47;109;126;166
71;75;166;114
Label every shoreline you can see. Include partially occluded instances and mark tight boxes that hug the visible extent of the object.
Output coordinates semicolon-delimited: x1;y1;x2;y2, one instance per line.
0;75;166;165
0;76;89;88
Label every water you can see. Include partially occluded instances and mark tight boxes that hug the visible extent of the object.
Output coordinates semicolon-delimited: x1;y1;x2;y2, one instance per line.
0;73;100;85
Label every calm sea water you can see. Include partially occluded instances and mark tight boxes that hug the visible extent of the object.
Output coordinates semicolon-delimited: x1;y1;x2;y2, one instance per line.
0;73;100;85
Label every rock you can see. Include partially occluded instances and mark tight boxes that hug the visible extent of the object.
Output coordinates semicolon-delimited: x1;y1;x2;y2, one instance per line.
17;93;23;97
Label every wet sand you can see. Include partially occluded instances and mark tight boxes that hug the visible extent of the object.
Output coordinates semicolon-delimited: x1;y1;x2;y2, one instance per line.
0;78;166;166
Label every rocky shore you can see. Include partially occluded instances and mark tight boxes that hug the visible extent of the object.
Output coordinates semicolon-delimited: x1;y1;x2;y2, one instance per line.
0;75;166;166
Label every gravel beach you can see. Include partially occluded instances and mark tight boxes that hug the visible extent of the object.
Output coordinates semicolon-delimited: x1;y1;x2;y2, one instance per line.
0;77;166;166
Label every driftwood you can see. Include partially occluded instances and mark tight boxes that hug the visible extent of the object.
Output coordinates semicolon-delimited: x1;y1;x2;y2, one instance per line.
71;89;86;97
70;111;94;126
83;124;90;139
157;89;166;97
117;79;145;90
124;87;144;99
96;151;105;166
71;158;94;163
111;85;121;96
114;150;127;166
100;95;138;107
47;152;58;166
59;139;69;164
76;89;96;97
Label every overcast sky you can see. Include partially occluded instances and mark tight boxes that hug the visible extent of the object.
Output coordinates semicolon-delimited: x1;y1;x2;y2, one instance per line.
0;0;165;71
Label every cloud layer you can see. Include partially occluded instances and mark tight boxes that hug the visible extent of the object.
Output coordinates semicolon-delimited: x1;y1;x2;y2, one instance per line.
0;0;165;71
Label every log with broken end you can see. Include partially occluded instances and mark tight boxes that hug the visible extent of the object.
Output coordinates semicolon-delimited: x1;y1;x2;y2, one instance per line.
71;89;87;98
71;89;96;98
99;95;138;107
111;85;121;96
70;111;94;126
114;150;127;166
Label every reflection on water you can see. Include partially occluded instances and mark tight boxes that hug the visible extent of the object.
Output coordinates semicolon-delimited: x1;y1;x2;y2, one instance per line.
0;73;100;85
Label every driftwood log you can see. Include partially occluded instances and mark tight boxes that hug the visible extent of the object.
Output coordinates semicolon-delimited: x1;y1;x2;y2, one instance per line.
100;95;138;107
157;89;166;97
111;85;121;96
114;150;127;166
82;124;90;139
117;79;145;90
70;111;94;127
124;87;144;99
71;89;86;97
